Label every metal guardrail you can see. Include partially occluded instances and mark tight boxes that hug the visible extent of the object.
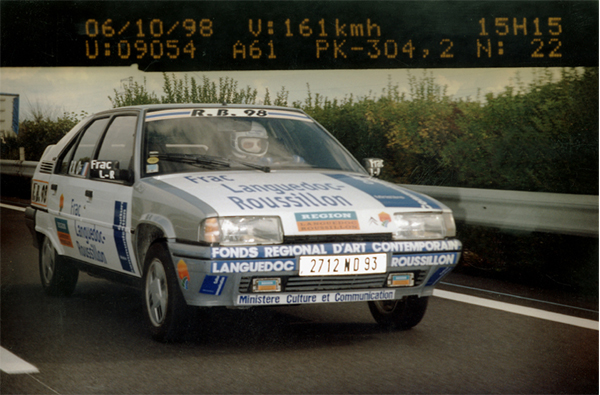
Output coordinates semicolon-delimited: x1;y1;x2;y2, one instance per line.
402;184;598;237
0;159;37;178
1;159;598;236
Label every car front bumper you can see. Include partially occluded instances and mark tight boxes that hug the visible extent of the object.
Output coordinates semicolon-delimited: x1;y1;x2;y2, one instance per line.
167;239;462;308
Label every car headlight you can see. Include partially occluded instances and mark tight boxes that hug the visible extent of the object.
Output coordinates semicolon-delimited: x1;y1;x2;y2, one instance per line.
200;216;283;245
392;212;456;240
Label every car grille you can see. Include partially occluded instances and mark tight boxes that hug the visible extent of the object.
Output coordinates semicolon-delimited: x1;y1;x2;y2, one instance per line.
284;273;388;291
239;270;428;293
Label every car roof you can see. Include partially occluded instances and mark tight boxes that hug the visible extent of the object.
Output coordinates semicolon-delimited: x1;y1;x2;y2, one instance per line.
94;103;306;116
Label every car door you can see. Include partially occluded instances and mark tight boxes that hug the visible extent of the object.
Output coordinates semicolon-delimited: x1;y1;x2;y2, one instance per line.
50;113;140;277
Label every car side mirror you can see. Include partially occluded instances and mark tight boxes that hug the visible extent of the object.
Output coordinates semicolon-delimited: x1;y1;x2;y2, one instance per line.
363;158;384;177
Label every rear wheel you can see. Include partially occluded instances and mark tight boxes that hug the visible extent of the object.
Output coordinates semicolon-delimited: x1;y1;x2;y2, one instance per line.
368;296;428;330
39;236;78;297
142;242;190;342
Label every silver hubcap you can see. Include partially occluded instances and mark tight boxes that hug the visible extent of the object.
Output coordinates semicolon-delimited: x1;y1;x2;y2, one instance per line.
145;259;168;327
41;238;55;286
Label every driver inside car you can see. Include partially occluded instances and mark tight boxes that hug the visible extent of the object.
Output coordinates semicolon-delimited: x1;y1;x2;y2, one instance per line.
230;121;270;160
230;121;304;165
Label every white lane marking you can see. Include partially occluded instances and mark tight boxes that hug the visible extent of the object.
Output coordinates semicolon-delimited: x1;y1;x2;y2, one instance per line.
0;203;26;212
440;281;599;313
0;347;39;374
434;289;599;331
27;374;61;394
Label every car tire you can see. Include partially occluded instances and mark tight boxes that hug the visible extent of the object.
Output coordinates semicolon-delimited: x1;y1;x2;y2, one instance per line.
39;236;79;297
368;296;428;330
142;242;190;342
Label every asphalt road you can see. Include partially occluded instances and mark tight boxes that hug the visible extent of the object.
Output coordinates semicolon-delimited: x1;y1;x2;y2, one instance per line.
1;206;598;394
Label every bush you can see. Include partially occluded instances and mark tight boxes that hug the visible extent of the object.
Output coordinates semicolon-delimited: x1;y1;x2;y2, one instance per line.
306;69;599;194
106;69;599;194
107;69;598;194
1;112;85;161
442;68;599;194
109;73;283;107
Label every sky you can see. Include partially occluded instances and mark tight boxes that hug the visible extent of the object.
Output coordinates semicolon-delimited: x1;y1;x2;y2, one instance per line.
0;66;561;120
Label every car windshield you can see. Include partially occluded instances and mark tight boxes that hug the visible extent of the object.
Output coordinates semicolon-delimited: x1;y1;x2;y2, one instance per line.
142;108;365;176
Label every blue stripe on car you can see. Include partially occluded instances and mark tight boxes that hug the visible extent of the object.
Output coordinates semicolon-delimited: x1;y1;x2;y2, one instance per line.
324;173;441;209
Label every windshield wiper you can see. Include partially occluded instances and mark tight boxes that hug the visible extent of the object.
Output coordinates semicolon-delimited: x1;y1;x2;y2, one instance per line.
157;154;231;169
228;158;270;173
156;154;270;172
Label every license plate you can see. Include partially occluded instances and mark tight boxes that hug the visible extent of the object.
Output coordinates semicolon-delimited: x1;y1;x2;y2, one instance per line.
298;253;387;276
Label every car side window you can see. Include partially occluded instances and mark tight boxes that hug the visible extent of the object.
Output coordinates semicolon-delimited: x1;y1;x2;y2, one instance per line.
94;115;137;178
63;118;110;177
57;138;78;175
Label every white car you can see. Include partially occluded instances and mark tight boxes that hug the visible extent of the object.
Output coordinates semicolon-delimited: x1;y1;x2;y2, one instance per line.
26;104;461;341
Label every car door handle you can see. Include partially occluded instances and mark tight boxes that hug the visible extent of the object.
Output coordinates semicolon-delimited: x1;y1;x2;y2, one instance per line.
85;190;93;199
51;184;58;191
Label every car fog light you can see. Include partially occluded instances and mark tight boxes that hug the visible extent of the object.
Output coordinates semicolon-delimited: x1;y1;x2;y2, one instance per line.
252;278;281;292
387;273;414;287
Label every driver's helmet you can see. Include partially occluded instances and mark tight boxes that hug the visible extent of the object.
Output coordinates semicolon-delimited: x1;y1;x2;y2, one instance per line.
230;122;269;159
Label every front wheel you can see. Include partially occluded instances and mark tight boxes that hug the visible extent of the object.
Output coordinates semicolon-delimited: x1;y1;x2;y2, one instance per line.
39;236;78;297
142;242;190;342
368;296;429;330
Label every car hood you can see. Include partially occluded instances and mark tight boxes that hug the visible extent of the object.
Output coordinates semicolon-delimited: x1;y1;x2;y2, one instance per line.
153;171;448;236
